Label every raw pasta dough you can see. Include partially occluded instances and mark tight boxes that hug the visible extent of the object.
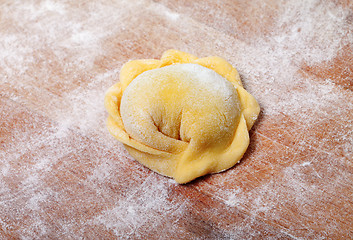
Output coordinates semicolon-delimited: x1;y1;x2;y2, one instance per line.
105;50;260;183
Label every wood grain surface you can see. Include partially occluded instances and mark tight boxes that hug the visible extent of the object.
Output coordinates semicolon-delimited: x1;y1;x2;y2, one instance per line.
1;0;352;239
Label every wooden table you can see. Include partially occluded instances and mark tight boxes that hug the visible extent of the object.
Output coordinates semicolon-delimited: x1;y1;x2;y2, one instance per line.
1;0;352;239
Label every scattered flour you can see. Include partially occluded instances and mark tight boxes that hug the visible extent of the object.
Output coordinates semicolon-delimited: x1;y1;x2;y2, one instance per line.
0;0;352;239
93;175;188;238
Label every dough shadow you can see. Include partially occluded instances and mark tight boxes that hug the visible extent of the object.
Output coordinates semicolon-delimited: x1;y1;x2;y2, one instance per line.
237;107;264;167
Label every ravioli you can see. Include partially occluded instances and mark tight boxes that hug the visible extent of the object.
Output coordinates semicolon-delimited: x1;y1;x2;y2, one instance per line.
105;50;260;183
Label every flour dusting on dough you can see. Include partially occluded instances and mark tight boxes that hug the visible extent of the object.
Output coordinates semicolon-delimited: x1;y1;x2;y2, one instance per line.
0;0;352;238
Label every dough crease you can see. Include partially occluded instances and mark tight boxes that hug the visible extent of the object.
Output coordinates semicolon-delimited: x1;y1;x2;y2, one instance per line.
105;50;260;183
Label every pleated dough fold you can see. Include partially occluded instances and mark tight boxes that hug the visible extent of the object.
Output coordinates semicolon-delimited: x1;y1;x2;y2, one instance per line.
105;50;260;183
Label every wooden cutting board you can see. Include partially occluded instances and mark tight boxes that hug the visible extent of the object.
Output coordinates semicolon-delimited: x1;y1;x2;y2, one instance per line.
1;0;352;239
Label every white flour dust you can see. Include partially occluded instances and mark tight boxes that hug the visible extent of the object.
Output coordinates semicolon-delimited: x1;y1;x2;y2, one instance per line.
0;0;352;238
93;176;188;238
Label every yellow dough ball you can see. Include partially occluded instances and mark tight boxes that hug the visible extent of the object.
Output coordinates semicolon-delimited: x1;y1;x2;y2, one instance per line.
105;50;260;183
